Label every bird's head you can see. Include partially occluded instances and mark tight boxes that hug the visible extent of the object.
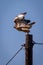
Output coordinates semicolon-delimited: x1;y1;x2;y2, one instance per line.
21;12;27;15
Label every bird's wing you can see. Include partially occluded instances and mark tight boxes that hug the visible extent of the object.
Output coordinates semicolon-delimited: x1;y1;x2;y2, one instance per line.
24;19;31;24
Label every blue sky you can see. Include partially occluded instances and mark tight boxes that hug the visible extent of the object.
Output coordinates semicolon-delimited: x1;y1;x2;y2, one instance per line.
0;0;43;65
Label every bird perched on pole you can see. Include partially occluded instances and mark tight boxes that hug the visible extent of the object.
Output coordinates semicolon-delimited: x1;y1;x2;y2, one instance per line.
13;12;36;33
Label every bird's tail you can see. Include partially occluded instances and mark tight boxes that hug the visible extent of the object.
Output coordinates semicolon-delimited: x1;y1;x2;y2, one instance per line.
29;22;36;26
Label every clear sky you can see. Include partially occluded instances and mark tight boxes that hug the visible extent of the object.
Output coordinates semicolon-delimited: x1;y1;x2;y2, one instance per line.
0;0;43;65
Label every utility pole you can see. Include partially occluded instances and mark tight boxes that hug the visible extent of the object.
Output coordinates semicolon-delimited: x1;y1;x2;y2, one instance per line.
25;34;34;65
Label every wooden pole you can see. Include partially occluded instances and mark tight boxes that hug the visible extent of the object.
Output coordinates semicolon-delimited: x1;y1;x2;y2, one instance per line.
25;34;34;65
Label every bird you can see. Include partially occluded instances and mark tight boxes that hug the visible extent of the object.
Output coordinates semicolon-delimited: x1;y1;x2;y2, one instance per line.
13;12;36;33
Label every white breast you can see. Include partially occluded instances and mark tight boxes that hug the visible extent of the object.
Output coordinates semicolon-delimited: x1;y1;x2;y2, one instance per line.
18;14;24;20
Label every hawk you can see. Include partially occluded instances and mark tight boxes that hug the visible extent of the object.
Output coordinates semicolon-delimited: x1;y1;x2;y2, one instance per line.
13;12;36;33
